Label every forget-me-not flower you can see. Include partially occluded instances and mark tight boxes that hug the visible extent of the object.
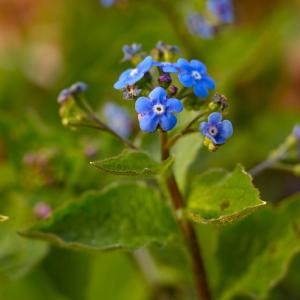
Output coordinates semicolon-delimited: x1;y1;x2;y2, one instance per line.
187;14;216;39
114;56;153;90
104;102;132;138
175;58;215;98
122;43;142;62
207;0;234;24
200;112;233;145
135;87;183;132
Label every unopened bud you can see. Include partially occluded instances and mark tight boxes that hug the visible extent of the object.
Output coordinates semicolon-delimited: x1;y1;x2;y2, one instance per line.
168;85;178;96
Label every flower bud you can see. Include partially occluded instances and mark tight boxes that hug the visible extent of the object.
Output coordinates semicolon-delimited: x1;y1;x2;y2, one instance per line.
212;93;229;111
34;202;52;219
168;85;178;96
158;73;172;87
57;89;71;104
69;82;88;94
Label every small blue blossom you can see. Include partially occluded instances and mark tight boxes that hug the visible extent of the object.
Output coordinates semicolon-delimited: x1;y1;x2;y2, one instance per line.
174;58;215;98
207;0;234;24
156;41;181;55
114;56;153;90
100;0;116;7
57;82;88;103
135;87;183;133
187;14;216;39
57;89;71;104
122;43;142;62
69;82;88;94
200;112;233;145
104;102;133;138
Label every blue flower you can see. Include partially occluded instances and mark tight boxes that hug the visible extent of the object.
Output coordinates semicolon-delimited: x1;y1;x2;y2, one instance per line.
200;112;233;144
114;56;153;90
104;102;132;138
57;82;88;103
135;87;183;132
175;58;215;98
207;0;234;24
187;14;216;39
122;43;142;62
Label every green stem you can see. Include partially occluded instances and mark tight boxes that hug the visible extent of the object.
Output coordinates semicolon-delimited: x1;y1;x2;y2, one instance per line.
75;97;137;150
249;135;296;177
167;110;209;148
160;130;211;300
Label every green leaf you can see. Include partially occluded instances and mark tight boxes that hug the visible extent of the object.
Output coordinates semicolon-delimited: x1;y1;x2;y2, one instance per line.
187;164;266;224
21;183;177;250
172;133;202;192
0;194;48;280
90;149;173;177
213;193;300;300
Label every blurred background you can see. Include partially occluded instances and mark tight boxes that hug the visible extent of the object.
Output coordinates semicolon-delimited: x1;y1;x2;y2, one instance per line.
0;0;300;299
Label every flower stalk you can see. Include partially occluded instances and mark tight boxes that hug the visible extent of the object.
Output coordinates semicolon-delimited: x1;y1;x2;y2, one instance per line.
160;130;211;300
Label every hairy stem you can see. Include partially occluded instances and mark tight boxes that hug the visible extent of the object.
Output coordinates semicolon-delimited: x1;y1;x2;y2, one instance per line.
160;131;211;300
167;110;209;148
76;97;137;150
249;136;295;177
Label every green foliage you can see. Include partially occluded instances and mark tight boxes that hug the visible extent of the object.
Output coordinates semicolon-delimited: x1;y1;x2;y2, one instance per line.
0;194;48;281
91;149;173;176
21;183;177;250
172;133;202;191
187;165;266;224
211;193;300;300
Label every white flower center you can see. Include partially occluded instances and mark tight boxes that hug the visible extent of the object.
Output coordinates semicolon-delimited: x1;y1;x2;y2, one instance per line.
153;104;165;115
129;69;138;77
208;126;218;136
192;70;202;80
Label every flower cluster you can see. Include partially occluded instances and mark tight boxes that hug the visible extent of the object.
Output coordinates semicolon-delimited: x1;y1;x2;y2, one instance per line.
187;0;234;39
57;43;233;151
113;42;233;149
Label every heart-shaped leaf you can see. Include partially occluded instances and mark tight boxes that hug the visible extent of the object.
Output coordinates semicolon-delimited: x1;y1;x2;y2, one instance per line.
21;183;177;251
187;164;266;224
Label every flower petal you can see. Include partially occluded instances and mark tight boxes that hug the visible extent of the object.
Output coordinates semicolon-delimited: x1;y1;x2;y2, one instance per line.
113;69;131;89
162;63;178;73
203;75;215;90
190;60;207;73
194;82;208;98
149;87;167;101
165;98;183;113
138;56;153;73
127;72;144;85
208;112;222;124
178;73;194;87
200;121;209;135
135;97;153;113
139;114;159;133
176;58;192;71
159;114;177;131
213;134;226;145
221;120;233;138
